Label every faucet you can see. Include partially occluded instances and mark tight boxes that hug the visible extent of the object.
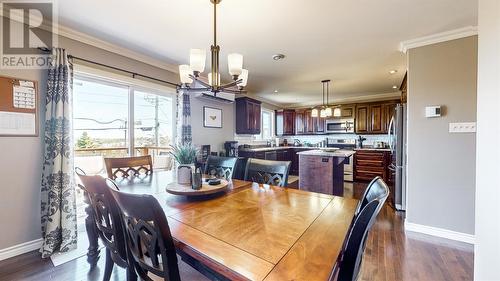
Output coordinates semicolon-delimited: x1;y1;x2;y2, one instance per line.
266;140;273;147
293;139;301;147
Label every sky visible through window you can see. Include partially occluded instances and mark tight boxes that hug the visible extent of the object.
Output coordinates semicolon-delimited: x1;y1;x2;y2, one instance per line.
73;78;173;149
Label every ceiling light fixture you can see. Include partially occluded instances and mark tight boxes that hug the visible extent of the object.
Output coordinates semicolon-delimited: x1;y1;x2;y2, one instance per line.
312;80;333;118
389;70;398;74
178;0;247;96
272;54;286;61
392;85;398;89
274;90;279;93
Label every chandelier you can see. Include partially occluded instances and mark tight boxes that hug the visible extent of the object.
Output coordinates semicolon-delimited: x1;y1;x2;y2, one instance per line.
312;80;333;118
178;0;248;95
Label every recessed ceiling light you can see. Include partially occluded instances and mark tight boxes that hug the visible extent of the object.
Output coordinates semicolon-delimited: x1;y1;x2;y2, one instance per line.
274;90;279;93
392;85;398;89
272;54;286;61
389;70;398;74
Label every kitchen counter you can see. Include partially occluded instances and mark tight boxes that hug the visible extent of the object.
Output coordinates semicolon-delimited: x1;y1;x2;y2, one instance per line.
297;149;355;158
354;146;391;152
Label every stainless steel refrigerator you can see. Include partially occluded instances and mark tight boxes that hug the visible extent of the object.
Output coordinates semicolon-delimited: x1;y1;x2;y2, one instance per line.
388;104;407;211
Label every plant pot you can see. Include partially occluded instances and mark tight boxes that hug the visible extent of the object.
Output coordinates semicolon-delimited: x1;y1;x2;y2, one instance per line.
177;164;194;185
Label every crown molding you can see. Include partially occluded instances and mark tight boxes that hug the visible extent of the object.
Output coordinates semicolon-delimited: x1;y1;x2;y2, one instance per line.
399;26;478;53
0;7;178;73
56;24;179;73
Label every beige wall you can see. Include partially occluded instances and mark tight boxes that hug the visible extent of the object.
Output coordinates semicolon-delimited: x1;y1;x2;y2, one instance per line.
474;0;500;279
0;34;238;250
407;36;477;235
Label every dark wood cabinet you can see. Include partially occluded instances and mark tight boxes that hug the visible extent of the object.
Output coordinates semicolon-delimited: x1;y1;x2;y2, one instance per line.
315;117;326;133
236;97;261;134
355;101;398;134
369;104;384;134
355;105;370;133
340;104;355;118
304;110;314;134
354;150;391;182
275;110;295;136
295;110;305;135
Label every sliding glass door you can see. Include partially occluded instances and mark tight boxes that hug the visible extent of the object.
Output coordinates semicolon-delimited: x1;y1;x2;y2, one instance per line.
73;75;176;175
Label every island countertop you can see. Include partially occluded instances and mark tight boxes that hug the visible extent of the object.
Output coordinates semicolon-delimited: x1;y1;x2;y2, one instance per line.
296;149;355;158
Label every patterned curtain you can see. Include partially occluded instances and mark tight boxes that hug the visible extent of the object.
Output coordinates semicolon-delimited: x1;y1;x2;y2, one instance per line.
40;48;77;258
179;90;192;144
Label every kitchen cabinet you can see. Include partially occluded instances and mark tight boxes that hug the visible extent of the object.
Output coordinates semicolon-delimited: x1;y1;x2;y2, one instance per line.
369;104;384;134
355;101;398;134
236;97;261;134
304;110;315;134
354;149;391;182
355;105;370;133
340;104;355;118
315;116;326;133
275;109;295;136
295;110;305;134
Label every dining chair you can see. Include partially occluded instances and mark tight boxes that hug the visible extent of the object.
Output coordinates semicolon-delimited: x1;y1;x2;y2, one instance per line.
244;158;291;187
354;177;389;222
108;186;209;281
104;155;153;180
75;168;136;281
204;155;238;180
331;179;389;281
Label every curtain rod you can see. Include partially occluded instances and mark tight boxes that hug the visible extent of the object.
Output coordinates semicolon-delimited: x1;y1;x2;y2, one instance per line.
38;47;180;88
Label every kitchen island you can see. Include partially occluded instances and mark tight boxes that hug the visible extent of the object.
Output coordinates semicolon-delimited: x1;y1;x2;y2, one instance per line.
298;149;355;196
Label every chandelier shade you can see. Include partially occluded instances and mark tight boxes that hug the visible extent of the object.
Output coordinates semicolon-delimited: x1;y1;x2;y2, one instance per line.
178;0;248;96
189;49;206;73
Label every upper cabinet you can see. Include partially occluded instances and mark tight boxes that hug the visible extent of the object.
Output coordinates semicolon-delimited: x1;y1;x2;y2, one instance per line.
236;97;261;134
275;109;295;136
340;104;355;118
355;101;398;134
295;110;305;134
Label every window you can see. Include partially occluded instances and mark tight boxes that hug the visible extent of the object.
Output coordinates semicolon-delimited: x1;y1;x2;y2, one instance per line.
73;75;176;175
260;108;274;140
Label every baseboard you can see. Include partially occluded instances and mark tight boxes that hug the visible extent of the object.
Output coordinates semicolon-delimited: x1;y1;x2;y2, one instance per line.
404;221;475;244
0;238;43;261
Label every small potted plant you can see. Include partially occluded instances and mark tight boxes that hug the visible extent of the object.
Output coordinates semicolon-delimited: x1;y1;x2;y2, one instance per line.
170;143;198;185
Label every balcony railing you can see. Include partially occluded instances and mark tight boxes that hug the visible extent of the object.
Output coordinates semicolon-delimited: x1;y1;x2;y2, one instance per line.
74;146;173;175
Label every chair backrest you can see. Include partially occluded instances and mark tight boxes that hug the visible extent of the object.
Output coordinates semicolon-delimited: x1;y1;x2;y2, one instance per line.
204;155;238;179
354;177;390;221
104;155;153;180
109;188;181;281
244;158;291;187
75;168;128;267
336;199;385;281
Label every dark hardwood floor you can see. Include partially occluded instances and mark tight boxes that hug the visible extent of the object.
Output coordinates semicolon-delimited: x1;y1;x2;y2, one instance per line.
0;182;473;281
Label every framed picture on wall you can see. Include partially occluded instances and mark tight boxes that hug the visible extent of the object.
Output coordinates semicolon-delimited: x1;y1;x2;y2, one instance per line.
203;106;223;128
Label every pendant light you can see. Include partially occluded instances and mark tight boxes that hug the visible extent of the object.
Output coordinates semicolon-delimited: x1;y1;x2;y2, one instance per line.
313;80;333;118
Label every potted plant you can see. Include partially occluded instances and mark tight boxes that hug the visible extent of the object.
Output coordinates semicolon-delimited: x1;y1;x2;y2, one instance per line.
170;143;198;185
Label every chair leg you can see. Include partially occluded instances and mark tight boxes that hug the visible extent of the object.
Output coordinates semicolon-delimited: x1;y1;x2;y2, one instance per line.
126;266;137;281
102;248;114;281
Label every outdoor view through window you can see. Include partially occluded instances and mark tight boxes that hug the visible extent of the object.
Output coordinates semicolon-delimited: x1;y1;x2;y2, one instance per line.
73;77;174;175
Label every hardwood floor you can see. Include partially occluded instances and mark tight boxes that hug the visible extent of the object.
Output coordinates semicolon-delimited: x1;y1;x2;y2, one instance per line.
0;182;473;281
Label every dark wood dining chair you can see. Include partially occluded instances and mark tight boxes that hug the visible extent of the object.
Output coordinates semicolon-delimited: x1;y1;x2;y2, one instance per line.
204;155;238;180
75;168;136;281
355;177;389;223
244;158;291;187
107;187;182;281
104;155;153;180
331;179;389;281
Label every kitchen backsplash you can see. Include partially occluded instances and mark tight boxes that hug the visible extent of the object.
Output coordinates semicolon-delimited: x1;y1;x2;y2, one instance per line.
280;134;389;146
234;133;389;146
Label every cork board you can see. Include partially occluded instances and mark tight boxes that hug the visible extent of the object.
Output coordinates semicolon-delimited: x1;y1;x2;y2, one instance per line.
0;75;39;136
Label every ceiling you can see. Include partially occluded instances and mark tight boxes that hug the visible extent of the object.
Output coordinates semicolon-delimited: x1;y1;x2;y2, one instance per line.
57;0;477;107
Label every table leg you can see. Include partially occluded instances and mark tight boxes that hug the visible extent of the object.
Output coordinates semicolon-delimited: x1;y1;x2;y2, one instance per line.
83;191;100;266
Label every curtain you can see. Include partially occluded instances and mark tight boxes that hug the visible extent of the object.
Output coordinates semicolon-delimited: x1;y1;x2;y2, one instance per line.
179;90;192;144
40;48;77;258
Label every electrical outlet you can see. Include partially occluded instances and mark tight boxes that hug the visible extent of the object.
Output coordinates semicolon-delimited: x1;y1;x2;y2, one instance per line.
449;122;476;133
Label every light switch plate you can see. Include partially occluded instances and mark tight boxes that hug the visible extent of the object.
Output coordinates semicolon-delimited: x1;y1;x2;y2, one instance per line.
449;122;476;133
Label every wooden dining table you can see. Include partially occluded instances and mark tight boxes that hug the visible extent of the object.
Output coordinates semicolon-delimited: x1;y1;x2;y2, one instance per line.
83;171;358;281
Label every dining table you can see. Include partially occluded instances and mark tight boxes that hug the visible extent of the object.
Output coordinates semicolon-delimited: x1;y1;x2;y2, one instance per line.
83;170;358;281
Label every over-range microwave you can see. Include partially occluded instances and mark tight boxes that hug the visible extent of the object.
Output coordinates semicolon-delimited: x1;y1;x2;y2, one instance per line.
325;118;355;133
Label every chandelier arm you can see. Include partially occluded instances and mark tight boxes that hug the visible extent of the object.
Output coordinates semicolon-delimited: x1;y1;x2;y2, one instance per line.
179;87;213;92
221;88;247;94
219;79;243;89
